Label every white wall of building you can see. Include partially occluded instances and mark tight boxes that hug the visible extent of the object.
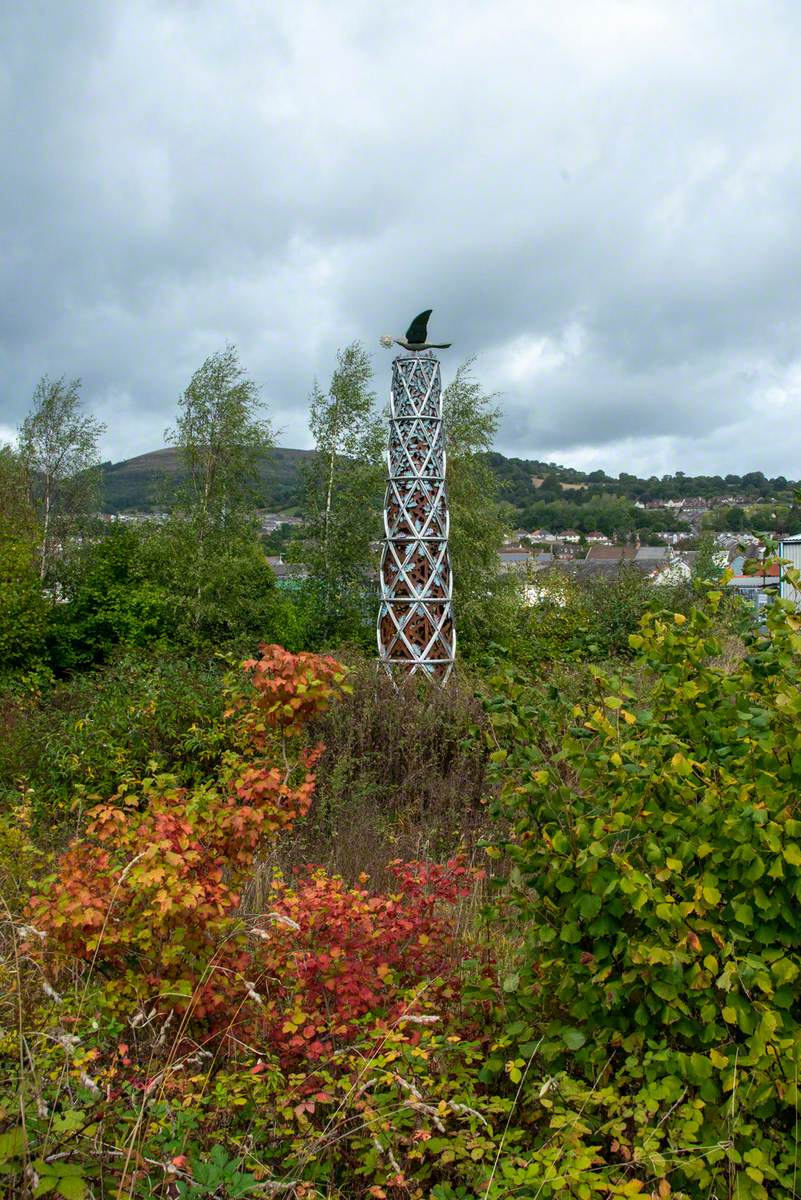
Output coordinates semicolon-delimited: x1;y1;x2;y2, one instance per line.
779;536;801;607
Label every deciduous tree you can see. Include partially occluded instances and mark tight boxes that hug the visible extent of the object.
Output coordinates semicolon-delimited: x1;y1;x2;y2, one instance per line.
166;344;272;535
442;357;516;657
0;445;48;668
18;376;106;580
162;346;278;641
303;343;384;644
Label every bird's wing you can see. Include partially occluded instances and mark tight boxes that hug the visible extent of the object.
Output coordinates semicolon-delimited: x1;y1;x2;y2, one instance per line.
405;310;432;344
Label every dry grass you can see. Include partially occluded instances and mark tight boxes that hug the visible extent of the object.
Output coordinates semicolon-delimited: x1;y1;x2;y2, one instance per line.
259;657;495;889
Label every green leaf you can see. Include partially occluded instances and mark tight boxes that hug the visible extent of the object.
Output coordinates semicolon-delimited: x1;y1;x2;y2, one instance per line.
671;752;692;776
56;1179;86;1200
561;1028;586;1050
502;973;520;994
0;1128;25;1164
783;843;801;866
687;1051;713;1083
560;923;581;944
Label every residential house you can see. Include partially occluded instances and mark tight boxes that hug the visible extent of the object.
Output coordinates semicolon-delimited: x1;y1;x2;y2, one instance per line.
498;545;531;572
585;545;637;562
634;545;669;564
780;534;801;607
267;555;309;582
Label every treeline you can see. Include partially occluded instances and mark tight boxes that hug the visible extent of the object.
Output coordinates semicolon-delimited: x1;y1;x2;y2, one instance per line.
96;443;801;528
491;452;798;502
485;456;801;538
516;495;693;540
1;345;516;676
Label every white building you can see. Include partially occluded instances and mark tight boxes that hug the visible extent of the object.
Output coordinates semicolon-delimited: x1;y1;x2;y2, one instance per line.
779;534;801;607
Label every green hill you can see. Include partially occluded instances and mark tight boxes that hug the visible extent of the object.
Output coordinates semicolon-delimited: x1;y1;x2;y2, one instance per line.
98;447;801;537
99;447;314;513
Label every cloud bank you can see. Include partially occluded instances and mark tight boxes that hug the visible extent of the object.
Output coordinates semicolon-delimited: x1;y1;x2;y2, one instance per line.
2;1;801;476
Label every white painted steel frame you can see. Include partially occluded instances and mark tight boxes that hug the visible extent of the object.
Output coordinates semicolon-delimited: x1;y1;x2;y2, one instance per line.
377;355;455;681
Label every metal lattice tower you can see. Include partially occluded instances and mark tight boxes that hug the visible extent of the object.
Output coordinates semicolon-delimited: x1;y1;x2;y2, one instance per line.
377;354;455;681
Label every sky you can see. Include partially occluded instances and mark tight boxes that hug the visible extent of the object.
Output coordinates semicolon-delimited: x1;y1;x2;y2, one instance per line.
2;0;801;478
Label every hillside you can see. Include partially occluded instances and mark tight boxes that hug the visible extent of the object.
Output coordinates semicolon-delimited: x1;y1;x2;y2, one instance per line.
99;446;801;535
99;446;313;512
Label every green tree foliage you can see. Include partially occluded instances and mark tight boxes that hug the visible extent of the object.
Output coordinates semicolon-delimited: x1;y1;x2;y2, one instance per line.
47;524;173;670
166;344;272;533
302;343;384;646
442;357;517;658
18;375;106;581
524;565;694;661
157;346;290;647
47;520;300;668
138;520;300;652
41;349;292;670
692;531;726;584
0;446;48;670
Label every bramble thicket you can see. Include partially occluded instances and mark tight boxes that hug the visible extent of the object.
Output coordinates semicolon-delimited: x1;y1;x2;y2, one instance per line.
3;354;801;1198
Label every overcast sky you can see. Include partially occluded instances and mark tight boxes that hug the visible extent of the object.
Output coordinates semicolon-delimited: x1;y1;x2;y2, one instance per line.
2;1;801;478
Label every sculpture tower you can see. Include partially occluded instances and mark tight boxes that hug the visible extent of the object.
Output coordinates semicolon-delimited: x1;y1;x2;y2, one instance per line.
377;345;455;681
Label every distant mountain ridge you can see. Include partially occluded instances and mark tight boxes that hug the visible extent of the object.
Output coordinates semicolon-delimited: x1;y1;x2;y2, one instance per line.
99;447;800;525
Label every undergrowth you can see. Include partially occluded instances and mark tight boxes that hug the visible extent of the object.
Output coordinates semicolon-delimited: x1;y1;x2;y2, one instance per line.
2;579;801;1197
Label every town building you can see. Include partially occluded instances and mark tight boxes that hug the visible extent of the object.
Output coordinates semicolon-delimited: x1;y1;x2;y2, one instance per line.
780;534;801;607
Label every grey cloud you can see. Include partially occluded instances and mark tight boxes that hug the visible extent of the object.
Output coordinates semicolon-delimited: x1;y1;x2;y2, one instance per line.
2;0;801;478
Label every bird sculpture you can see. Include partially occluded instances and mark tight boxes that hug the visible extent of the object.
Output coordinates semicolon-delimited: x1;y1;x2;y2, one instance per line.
380;310;451;352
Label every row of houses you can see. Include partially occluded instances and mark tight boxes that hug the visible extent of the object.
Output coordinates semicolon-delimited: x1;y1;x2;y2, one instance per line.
499;538;801;610
266;533;801;609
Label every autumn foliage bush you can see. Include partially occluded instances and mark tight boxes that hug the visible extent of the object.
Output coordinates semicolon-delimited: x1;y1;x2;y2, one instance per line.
259;858;476;1063
24;645;475;1065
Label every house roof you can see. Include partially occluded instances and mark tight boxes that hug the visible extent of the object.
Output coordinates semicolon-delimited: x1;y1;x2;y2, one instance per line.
554;559;653;580
585;545;637;561
634;546;669;561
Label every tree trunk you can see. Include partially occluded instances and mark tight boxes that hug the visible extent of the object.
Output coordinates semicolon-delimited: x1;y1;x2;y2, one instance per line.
40;475;51;581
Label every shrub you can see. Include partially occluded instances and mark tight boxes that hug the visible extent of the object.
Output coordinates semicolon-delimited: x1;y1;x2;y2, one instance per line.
7;643;494;1197
486;582;801;1196
523;565;696;662
25;645;346;1029
0;650;232;840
